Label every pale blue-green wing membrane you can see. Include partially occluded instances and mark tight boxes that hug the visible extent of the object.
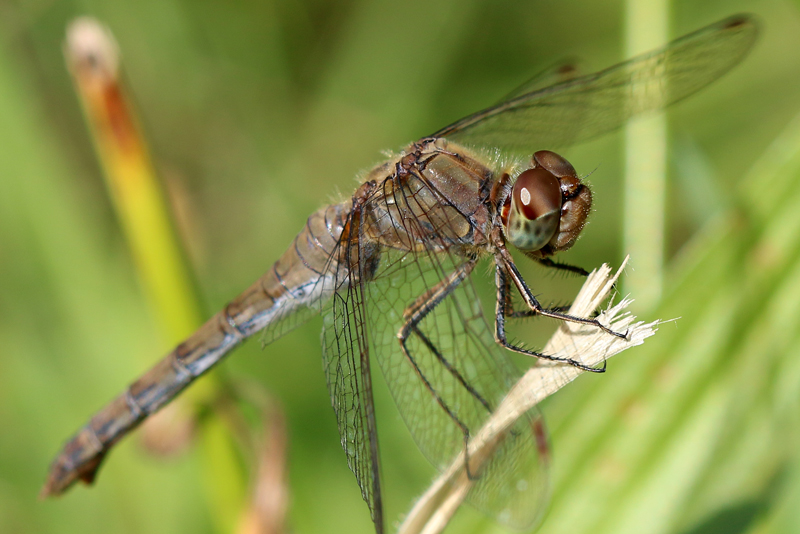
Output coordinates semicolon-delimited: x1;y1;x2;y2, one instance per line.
360;172;548;528
319;226;385;532
433;15;757;151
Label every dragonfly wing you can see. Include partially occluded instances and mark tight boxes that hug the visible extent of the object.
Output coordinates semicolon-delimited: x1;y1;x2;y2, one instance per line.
256;286;322;347
363;172;550;528
250;201;357;348
433;15;757;151
370;252;549;527
496;59;582;103
320;217;385;533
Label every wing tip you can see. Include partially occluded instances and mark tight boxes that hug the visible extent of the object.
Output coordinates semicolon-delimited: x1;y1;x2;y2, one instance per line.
718;12;761;46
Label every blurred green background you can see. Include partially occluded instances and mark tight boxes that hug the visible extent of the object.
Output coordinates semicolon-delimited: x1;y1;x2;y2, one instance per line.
3;0;800;533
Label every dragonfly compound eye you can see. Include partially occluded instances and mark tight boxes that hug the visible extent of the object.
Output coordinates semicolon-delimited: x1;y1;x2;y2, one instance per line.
533;150;577;179
504;167;562;251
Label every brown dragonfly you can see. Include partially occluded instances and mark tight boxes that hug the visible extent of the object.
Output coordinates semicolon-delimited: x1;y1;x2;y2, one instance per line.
43;15;756;533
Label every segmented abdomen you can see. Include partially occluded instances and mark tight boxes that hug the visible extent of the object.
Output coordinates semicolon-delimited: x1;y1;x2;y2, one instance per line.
42;199;350;496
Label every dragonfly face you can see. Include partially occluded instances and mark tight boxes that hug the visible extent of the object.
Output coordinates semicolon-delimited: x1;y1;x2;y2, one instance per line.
44;14;758;534
499;150;591;257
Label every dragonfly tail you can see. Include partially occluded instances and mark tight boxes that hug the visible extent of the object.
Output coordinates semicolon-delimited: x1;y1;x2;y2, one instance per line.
41;201;347;497
40;311;241;497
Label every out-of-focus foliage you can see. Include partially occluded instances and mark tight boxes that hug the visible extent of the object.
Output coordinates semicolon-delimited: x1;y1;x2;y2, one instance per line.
1;0;800;533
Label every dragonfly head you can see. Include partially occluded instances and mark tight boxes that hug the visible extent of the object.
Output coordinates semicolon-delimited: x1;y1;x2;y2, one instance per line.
501;150;592;256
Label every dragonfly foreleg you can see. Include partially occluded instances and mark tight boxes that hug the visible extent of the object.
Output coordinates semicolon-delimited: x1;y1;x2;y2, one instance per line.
495;246;628;341
536;257;618;301
493;262;605;373
536;257;590;277
499;267;572;318
396;259;488;480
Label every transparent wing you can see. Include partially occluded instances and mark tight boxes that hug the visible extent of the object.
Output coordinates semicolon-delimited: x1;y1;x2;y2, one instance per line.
320;210;385;533
363;173;550;528
497;59;582;102
254;202;354;348
433;15;757;151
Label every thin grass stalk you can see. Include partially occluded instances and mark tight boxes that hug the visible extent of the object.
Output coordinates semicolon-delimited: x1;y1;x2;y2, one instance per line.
623;0;669;309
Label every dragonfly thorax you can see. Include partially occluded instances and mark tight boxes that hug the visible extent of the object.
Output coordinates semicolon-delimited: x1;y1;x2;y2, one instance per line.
500;150;592;258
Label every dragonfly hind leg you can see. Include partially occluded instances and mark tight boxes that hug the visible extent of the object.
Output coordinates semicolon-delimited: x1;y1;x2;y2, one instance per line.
396;259;490;480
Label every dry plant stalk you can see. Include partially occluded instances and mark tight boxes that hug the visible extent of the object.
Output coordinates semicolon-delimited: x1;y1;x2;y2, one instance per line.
237;401;290;534
400;258;659;534
63;17;205;455
60;18;247;531
63;18;204;342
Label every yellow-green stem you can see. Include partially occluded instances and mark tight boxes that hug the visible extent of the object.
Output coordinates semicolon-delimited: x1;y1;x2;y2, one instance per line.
623;0;669;309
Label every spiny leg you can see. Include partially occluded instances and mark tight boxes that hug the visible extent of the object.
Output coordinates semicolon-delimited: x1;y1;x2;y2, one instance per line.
536;257;590;277
537;257;618;301
502;260;582;318
496;247;628;340
500;267;571;319
493;262;606;373
396;258;489;479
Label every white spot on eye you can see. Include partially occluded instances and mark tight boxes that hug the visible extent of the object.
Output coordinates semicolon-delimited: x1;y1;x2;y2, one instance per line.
520;187;531;206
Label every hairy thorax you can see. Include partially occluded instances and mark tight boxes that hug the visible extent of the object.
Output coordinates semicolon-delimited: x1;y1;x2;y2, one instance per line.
360;138;500;257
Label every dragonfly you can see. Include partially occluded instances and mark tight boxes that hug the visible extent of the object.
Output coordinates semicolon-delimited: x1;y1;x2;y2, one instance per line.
43;15;756;533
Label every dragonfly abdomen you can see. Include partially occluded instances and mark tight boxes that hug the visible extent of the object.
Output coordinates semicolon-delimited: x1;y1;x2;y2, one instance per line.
42;199;352;496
